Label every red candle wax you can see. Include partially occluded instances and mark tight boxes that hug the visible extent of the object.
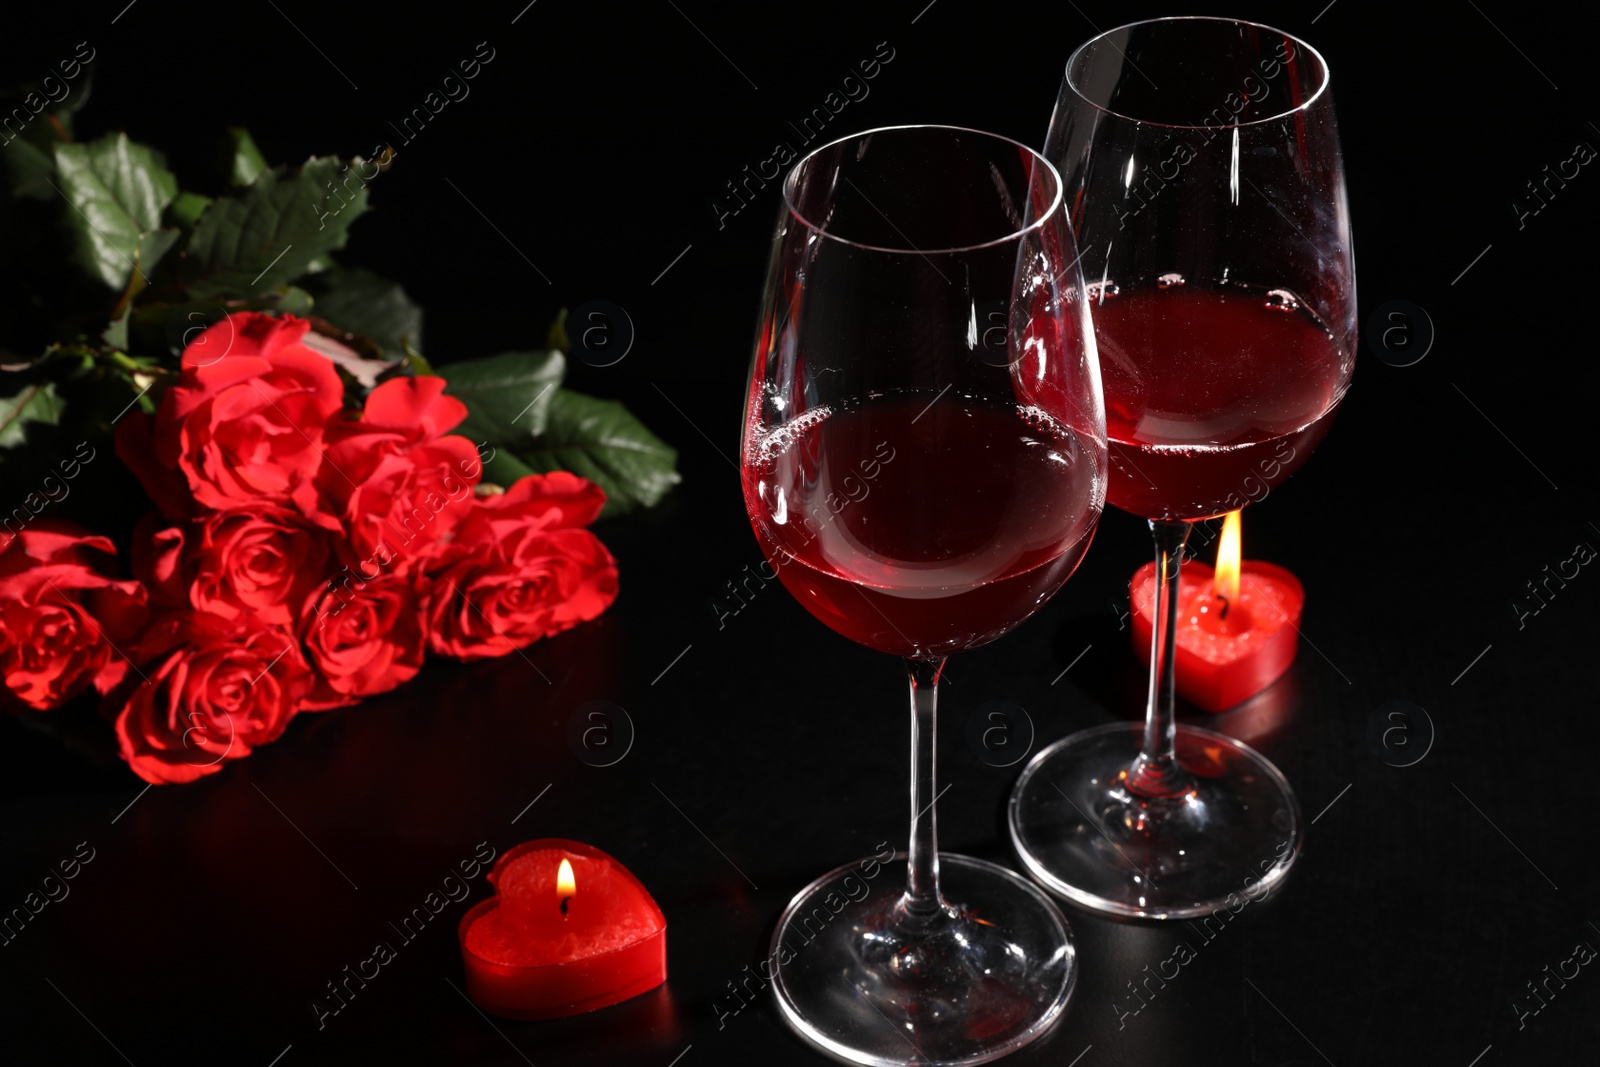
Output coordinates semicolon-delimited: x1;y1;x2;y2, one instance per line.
1130;559;1303;713
459;839;666;1020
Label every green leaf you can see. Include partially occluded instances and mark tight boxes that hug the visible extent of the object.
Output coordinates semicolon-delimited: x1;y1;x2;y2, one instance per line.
400;339;433;377
0;380;64;448
303;265;423;361
545;308;570;352
3;64;94;151
53;133;175;231
165;190;211;230
1;136;56;200
263;285;315;317
52;133;179;289
503;388;681;517
222;127;268;186
102;307;130;349
0;66;93;199
181;155;376;299
478;448;534;487
444;350;566;440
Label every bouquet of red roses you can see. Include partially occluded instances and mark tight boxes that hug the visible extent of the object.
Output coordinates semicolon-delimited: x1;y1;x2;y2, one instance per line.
3;311;622;784
0;93;678;783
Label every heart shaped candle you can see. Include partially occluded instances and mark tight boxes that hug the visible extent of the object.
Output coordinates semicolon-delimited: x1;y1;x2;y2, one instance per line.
459;839;666;1019
1130;512;1304;713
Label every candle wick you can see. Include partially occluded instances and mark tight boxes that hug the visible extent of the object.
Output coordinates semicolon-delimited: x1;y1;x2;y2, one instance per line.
560;895;571;917
1216;594;1230;621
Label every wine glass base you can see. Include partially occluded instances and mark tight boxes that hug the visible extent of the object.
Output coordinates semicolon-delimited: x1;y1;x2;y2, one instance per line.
1008;723;1303;920
769;853;1076;1067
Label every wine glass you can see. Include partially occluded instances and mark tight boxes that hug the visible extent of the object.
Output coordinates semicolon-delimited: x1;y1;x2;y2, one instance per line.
1008;18;1356;919
742;125;1106;1066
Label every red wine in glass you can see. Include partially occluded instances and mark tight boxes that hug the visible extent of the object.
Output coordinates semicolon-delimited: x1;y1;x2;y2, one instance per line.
1096;284;1348;521
743;393;1099;659
742;125;1104;1064
1011;16;1358;921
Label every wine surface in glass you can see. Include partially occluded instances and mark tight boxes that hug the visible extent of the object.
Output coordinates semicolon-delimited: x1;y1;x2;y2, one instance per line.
1096;285;1347;520
743;393;1099;659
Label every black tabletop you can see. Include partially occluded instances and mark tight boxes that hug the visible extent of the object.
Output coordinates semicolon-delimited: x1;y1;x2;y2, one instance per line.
4;2;1598;1064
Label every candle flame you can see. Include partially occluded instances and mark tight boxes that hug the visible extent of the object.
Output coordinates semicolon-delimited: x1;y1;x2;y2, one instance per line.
1214;510;1242;606
557;858;576;903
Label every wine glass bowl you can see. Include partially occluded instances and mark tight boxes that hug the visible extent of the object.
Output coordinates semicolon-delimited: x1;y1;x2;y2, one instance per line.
744;126;1105;661
741;125;1105;1065
1053;16;1356;521
1009;17;1355;920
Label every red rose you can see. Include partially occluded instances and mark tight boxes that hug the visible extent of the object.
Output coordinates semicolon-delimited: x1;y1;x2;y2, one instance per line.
111;613;312;784
318;375;482;567
298;570;425;709
152;312;343;515
0;521;146;711
190;505;332;627
425;473;618;661
463;470;607;539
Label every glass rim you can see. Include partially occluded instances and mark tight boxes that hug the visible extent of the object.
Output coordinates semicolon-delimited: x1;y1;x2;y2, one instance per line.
780;123;1066;255
1065;16;1332;132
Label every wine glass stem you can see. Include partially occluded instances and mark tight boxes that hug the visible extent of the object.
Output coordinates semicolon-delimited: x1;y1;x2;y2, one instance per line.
901;657;949;922
1128;519;1195;798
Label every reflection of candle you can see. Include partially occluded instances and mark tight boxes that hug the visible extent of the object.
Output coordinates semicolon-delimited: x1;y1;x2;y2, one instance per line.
459;839;666;1020
1131;511;1304;713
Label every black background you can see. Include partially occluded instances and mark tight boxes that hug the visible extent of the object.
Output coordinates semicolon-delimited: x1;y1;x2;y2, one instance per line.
3;2;1598;1064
